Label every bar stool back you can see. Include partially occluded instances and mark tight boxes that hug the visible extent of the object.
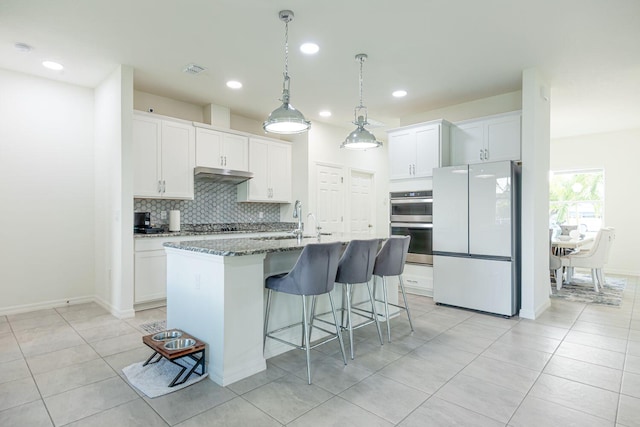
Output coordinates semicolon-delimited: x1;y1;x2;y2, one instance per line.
263;241;347;384
335;239;384;359
373;236;413;342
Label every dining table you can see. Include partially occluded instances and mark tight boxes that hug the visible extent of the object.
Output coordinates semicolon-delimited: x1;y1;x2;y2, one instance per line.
551;235;594;256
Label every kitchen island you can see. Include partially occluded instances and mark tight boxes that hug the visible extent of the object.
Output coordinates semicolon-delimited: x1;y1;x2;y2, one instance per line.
164;234;394;386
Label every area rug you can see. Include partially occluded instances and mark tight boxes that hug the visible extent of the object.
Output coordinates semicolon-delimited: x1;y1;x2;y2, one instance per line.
139;320;167;334
551;273;626;306
123;357;208;398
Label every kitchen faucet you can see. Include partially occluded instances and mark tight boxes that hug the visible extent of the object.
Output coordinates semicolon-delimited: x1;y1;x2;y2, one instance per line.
307;212;322;239
292;200;303;238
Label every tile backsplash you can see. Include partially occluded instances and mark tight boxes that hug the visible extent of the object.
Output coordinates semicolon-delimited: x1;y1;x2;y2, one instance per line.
135;181;281;226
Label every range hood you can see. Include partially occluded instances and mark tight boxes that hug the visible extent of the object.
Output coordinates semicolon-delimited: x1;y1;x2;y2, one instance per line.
194;166;253;184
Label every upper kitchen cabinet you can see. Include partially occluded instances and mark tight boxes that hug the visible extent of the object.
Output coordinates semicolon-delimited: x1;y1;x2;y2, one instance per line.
195;126;248;171
450;111;521;165
133;112;195;199
387;120;451;180
237;137;292;203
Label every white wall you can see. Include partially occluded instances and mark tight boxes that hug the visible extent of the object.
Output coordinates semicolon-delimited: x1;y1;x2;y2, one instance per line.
551;128;640;276
401;91;522;126
0;69;95;314
134;90;204;123
305;121;390;235
94;66;135;318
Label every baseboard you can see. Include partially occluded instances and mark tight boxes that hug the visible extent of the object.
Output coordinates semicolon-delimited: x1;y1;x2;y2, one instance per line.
0;295;95;317
519;297;551;320
134;299;167;312
404;285;433;297
94;296;135;319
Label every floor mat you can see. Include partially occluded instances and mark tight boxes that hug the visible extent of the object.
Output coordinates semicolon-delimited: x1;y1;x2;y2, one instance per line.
551;273;626;306
139;320;167;334
123;357;208;398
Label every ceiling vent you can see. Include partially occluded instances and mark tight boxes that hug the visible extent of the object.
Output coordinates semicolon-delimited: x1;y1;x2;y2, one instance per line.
183;63;207;75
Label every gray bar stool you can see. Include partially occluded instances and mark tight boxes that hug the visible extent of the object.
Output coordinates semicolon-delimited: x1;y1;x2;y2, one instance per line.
373;235;414;342
334;239;384;360
263;241;347;384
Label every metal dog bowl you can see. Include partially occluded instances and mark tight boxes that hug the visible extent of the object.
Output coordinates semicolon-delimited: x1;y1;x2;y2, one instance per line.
152;330;183;342
164;338;196;351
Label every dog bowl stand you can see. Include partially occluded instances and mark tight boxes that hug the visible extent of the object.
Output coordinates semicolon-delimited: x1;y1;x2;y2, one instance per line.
142;330;206;387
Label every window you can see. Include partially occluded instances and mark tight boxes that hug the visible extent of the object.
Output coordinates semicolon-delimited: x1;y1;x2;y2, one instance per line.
549;169;604;235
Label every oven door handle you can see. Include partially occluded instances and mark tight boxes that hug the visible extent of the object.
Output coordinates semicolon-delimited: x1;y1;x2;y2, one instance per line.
390;198;433;205
390;222;433;228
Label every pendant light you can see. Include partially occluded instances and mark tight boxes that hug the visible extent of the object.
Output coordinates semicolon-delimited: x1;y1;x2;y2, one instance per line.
263;10;311;135
341;53;382;150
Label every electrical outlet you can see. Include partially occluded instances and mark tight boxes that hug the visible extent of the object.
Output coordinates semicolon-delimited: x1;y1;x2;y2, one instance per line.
160;211;167;220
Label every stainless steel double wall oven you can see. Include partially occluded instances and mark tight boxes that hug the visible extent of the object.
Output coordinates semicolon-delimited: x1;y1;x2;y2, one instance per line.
389;190;434;265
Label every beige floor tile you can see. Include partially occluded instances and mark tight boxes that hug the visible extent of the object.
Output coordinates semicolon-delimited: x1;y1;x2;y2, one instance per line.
497;329;562;353
434;373;526;422
511;320;568;340
65;398;168;427
287;396;392;427
450;320;510;340
379;353;466;395
7;309;57;322
399;397;503;427
226;362;287;395
90;331;144;357
0;358;31;385
544;355;623;392
556;341;626;369
482;340;552;371
26;344;100;375
67;313;123;331
57;305;109;322
461;355;540;392
9;313;66;332
628;340;640;357
622;371;640;399
0;333;23;363
565;330;628;353
509;395;612;427
617;394;640;427
0;377;41;412
0;323;11;335
529;373;618;421
243;375;333;424
175;397;280;427
14;325;85;357
43;376;138;426
103;346;154;376
76;321;139;343
34;358;117;397
0;400;53;427
143;377;236;425
433;328;496;354
292;352;374;394
573;320;630;340
339;374;429;424
625;354;640;374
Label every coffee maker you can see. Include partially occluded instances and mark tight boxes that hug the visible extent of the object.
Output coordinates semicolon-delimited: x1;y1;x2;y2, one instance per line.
134;212;164;234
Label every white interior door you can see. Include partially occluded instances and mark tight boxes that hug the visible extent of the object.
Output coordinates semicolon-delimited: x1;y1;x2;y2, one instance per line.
316;164;344;233
350;170;374;235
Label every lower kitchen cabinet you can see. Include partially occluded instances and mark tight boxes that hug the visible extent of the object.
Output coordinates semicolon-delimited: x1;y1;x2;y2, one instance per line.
401;263;433;297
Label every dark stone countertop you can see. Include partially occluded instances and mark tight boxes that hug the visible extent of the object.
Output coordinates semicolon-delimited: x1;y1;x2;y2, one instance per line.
163;233;383;257
134;222;297;239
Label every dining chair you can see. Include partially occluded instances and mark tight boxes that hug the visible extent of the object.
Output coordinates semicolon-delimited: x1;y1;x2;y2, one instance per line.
559;227;615;292
549;229;563;292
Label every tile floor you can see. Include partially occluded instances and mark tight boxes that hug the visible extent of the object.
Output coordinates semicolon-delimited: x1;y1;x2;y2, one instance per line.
1;275;639;426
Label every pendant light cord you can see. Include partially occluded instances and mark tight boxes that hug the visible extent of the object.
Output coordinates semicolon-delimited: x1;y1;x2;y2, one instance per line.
358;56;364;108
283;19;290;83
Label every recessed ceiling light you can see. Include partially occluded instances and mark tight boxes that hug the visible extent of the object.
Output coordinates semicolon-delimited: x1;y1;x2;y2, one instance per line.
226;80;242;89
42;60;63;71
300;43;319;55
319;110;332;117
392;90;407;98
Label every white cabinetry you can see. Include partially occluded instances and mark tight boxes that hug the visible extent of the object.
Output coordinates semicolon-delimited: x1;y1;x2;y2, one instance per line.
237;137;292;203
387;120;451;180
451;111;521;165
195;127;248;171
133;113;195;199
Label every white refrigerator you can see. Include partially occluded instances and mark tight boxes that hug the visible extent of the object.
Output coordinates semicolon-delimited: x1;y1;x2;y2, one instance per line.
432;161;521;316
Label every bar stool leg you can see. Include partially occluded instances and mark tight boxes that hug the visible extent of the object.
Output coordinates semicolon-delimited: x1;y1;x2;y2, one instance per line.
341;285;347;328
301;295;312;385
381;277;392;343
309;295;317;340
398;276;414;332
328;292;348;365
365;279;384;345
263;289;272;352
345;283;354;359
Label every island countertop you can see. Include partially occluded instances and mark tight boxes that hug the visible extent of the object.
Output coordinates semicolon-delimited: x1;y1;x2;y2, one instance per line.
163;233;375;256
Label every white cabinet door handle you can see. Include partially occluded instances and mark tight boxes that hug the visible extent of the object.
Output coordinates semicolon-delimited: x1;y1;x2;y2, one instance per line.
220;156;224;166
480;149;483;161
484;149;489;160
409;164;412;175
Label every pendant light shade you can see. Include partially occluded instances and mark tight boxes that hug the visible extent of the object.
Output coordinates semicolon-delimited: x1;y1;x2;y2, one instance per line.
341;53;382;150
263;10;310;135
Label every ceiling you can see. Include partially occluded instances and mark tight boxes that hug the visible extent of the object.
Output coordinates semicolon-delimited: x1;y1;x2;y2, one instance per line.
1;0;638;139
